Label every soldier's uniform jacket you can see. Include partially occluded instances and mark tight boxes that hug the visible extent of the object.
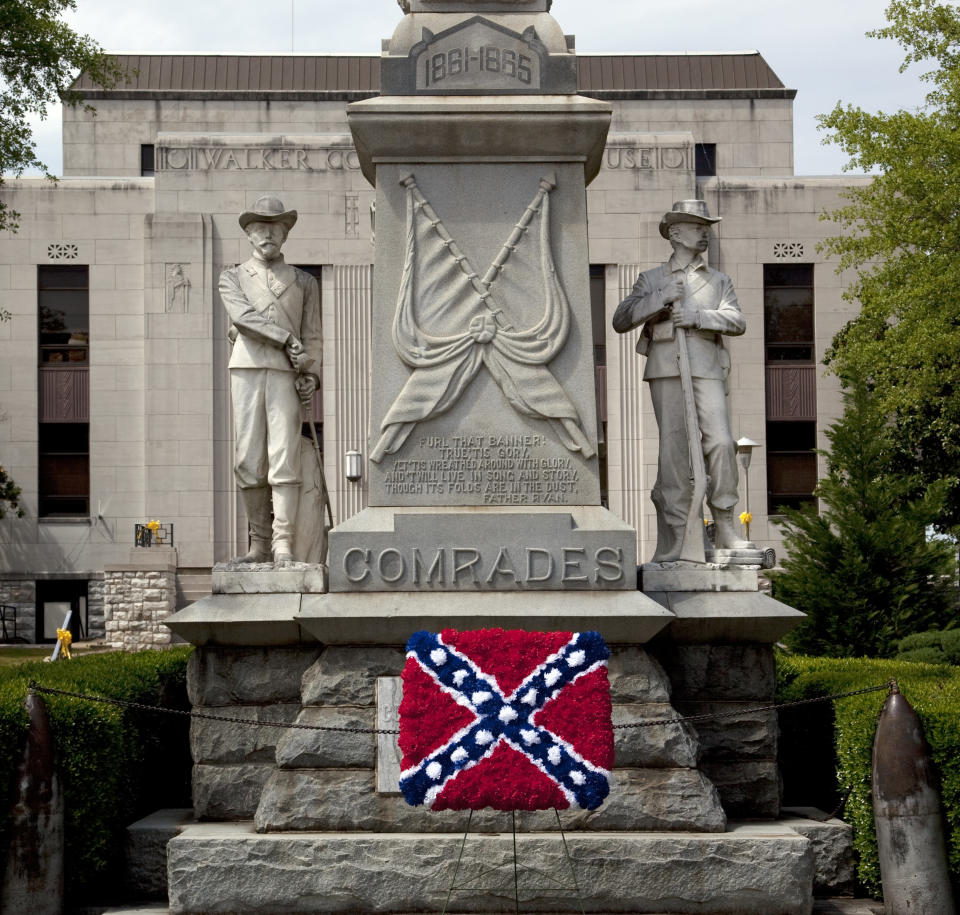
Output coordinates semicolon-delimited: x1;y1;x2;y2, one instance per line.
612;253;745;383
219;255;322;376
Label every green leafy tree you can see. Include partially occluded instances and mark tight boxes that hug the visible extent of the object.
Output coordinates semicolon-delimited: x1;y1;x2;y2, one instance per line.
819;0;960;529
0;0;122;231
771;382;957;658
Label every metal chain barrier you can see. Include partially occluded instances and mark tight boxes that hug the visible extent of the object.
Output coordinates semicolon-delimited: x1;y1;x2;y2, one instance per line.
28;679;894;737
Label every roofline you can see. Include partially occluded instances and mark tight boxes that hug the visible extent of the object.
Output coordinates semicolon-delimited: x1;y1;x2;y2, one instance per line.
74;88;797;102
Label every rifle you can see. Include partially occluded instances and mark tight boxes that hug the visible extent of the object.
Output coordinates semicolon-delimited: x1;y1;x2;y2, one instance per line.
675;309;708;563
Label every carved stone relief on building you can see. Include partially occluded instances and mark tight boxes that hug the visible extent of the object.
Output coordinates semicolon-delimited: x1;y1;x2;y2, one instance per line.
47;243;79;260
166;264;192;313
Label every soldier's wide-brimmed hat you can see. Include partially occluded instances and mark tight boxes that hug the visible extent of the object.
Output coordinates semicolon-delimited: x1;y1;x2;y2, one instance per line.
659;199;721;239
239;195;298;232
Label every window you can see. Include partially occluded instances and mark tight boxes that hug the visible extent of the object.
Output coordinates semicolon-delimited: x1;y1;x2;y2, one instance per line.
38;266;90;517
764;264;814;363
764;264;817;514
38;424;89;517
38;265;88;365
589;264;608;507
141;144;155;176
766;422;817;514
695;143;717;178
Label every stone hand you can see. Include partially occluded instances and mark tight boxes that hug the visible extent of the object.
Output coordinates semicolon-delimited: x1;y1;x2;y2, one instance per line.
661;277;685;305
285;336;305;370
295;373;318;404
671;304;699;329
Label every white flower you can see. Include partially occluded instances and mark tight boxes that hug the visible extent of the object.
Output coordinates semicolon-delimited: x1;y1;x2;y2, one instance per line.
451;747;468;764
521;689;537;705
544;668;561;687
566;650;586;667
570;771;585;786
547;746;562;765
520;729;540;745
498;706;518;724
471;691;492;705
475;730;494;746
430;648;447;666
426;761;443;780
453;670;468;686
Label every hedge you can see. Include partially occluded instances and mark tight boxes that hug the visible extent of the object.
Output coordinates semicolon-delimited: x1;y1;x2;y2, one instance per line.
0;647;193;903
776;653;960;898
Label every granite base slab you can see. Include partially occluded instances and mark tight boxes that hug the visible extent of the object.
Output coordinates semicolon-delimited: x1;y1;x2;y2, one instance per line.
299;590;673;644
211;564;327;595
167;821;814;914
646;589;805;643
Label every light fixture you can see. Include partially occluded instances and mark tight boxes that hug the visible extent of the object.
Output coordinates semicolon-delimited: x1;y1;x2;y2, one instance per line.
345;450;363;483
736;437;760;540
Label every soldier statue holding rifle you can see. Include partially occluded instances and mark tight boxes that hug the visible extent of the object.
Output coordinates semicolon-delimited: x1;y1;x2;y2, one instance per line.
613;199;753;564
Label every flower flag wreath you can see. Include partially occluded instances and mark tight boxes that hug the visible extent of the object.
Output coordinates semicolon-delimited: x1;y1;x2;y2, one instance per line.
398;628;614;812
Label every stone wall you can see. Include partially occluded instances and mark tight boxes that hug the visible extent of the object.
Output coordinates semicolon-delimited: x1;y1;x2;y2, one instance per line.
651;642;780;818
103;566;177;651
87;577;105;639
0;580;35;642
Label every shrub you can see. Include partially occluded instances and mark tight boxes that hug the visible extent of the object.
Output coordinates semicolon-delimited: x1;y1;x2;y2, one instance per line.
777;653;960;898
0;647;193;903
895;629;960;665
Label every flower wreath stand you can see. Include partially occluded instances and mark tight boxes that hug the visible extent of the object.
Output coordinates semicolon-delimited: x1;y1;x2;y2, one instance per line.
398;628;615;914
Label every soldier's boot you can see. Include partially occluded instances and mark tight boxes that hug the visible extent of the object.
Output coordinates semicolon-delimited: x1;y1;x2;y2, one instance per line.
236;486;273;563
712;508;754;550
271;483;299;563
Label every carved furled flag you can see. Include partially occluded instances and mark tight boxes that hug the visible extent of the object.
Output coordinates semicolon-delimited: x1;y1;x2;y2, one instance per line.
399;629;613;811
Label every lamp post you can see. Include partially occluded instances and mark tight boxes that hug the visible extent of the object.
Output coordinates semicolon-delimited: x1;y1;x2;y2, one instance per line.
736;437;759;541
345;450;363;483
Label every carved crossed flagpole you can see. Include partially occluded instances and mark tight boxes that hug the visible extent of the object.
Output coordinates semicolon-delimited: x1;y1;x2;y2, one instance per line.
370;173;595;462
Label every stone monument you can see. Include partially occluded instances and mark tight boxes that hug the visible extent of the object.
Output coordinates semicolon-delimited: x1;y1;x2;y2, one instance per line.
164;2;821;912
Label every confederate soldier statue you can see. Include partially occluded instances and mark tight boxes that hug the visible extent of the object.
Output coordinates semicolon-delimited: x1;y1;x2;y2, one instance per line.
613;200;752;564
220;196;324;564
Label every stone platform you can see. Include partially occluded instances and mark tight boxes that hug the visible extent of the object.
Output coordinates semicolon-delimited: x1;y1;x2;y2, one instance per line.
166;822;815;914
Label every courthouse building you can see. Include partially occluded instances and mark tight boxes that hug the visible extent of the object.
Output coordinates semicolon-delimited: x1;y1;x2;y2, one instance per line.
0;45;868;643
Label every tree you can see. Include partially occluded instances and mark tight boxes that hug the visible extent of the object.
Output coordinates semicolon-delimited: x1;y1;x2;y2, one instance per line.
819;0;960;530
771;381;957;658
0;0;122;231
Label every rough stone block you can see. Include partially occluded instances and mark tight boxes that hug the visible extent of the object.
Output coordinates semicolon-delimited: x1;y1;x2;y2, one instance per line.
613;703;699;768
606;646;671;703
211;564;327;594
300;645;406;707
126;807;193;900
781;807;856;896
168;822;813;914
675;701;778;760
254;767;725;834
654;643;776;701
702;758;780;819
190;704;301;764
275;707;376;768
192;764;274;821
187;646;321;706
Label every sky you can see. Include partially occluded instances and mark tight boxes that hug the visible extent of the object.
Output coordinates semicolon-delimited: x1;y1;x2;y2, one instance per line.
22;0;929;177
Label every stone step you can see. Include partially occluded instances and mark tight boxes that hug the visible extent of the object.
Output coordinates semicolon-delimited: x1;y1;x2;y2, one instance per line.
167;821;815;914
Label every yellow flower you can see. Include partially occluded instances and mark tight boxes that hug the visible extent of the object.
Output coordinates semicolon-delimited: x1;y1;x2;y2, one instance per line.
56;628;72;659
739;511;753;525
146;520;160;532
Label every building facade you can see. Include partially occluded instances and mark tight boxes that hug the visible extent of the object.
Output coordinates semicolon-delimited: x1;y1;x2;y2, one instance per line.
0;50;868;642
